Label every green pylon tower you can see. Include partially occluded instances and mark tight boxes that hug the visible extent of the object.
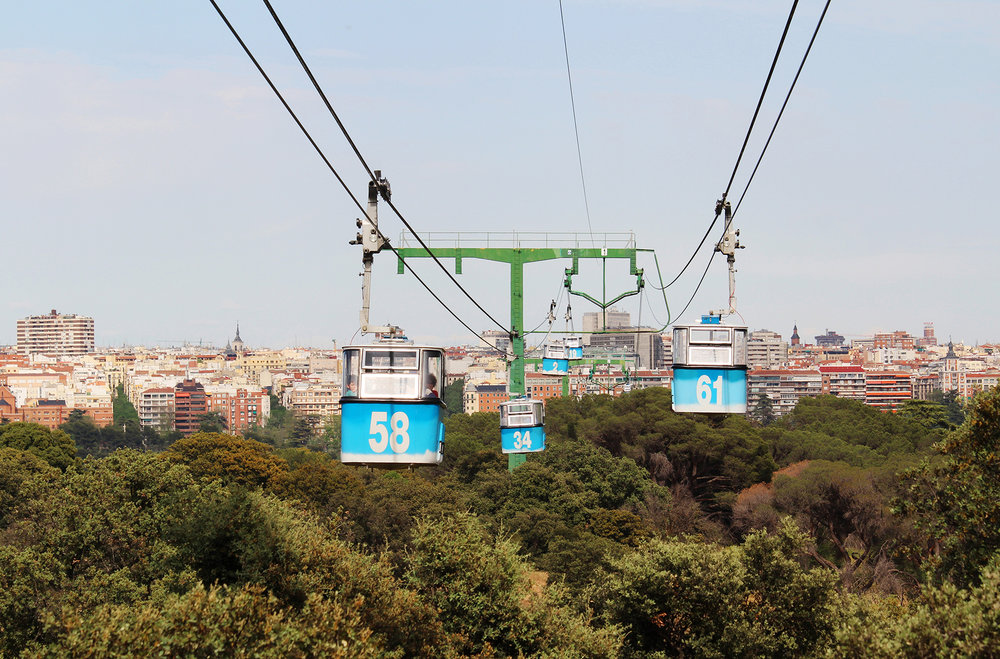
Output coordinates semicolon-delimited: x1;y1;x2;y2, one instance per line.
395;232;643;469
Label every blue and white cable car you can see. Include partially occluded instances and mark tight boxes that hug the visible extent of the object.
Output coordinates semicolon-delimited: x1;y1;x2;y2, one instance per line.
340;341;446;466
499;398;545;453
671;317;748;414
564;335;583;360
542;342;569;375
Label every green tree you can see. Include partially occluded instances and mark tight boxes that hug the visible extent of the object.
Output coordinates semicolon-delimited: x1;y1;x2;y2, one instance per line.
197;411;227;433
751;393;776;426
0;422;76;470
406;512;622;657
592;518;842;657
766;395;938;468
832;560;1000;657
899;399;952;430
928;389;966;427
162;432;288;488
34;583;380;659
290;416;314;447
769;461;906;593
112;383;139;427
60;409;103;458
441;376;464;417
898;386;1000;586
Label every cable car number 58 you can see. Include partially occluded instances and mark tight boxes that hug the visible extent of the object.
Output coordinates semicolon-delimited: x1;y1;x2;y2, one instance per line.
369;411;410;453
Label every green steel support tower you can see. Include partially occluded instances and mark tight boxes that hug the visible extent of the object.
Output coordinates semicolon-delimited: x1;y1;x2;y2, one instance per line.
394;232;643;469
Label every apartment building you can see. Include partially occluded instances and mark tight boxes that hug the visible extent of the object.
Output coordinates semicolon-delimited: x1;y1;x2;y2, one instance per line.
235;352;287;385
208;387;269;432
525;372;565;404
958;371;1000;400
586;329;664;369
139;388;174;429
17;310;95;356
582;308;631;332
748;369;823;417
20;399;70;429
820;365;866;400
865;371;913;412
747;330;789;369
464;383;507;413
283;382;339;426
873;331;916;350
174;379;208;436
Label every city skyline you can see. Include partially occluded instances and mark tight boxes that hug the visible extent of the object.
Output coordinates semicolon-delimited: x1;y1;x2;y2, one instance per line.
2;2;997;348
4;310;988;353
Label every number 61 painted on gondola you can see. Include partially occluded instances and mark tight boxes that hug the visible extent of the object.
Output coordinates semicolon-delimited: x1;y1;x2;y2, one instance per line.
671;320;748;414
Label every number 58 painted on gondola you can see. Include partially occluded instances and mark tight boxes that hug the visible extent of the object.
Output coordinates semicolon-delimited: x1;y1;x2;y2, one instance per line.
671;320;748;414
341;401;445;464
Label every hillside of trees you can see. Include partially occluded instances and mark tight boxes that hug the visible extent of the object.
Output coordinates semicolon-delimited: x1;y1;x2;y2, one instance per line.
3;386;1000;656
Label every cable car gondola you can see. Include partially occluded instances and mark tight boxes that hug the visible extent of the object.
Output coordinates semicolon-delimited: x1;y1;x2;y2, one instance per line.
340;341;446;466
671;316;747;414
564;335;583;360
499;397;545;453
339;170;448;466
542;342;569;375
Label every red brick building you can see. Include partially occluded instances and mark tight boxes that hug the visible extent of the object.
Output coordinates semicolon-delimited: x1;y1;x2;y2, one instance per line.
174;379;208;436
207;388;267;433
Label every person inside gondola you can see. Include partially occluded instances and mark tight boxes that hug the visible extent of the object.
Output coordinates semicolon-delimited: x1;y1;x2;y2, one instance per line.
424;374;439;398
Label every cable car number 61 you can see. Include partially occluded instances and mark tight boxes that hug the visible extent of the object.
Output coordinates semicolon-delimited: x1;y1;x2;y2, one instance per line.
696;374;724;406
369;411;410;453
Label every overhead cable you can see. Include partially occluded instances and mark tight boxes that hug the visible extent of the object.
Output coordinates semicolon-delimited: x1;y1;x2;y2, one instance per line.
673;250;717;324
209;0;502;350
558;0;596;245
723;0;799;199
261;0;511;335
733;0;832;218
207;0;366;217
656;0;800;291
260;0;376;181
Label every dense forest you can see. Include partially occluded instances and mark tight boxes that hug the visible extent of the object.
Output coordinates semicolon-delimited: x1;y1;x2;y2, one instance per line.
3;385;1000;657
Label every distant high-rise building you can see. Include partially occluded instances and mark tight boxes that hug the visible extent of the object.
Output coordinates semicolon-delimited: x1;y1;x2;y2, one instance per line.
587;328;664;369
873;331;916;350
16;310;95;356
480;330;511;354
582;308;630;332
917;322;938;348
748;330;789;369
814;330;845;347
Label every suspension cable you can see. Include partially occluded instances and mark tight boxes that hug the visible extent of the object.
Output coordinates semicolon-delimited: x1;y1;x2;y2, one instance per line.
733;0;832;218
558;0;596;246
209;0;503;350
260;0;511;335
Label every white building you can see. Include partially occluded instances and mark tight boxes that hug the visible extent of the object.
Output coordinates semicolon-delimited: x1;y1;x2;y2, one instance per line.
17;310;95;357
747;330;789;370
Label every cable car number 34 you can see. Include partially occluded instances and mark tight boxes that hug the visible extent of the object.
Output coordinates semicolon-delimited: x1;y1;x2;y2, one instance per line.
511;430;532;450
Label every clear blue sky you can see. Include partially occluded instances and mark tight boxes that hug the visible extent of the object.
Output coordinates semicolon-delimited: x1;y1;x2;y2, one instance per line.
1;1;997;349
